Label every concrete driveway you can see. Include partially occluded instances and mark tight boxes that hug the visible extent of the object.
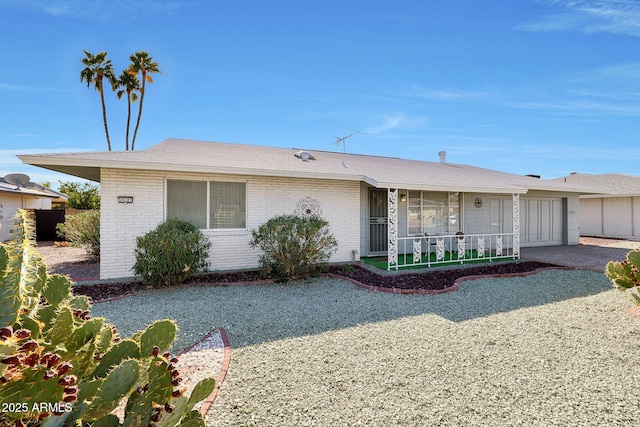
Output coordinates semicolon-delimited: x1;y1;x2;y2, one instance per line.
521;238;639;272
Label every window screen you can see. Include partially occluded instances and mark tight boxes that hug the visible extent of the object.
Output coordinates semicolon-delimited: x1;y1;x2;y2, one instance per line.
210;181;246;228
166;180;207;229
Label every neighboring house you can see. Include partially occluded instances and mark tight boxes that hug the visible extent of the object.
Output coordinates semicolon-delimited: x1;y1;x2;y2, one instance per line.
20;138;594;279
555;173;640;240
0;175;68;242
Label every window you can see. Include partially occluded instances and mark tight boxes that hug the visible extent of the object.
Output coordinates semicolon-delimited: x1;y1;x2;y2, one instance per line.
167;179;246;229
167;180;207;229
210;181;246;228
407;191;460;235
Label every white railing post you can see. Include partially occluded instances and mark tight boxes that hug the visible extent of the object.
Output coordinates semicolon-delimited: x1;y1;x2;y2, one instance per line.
513;193;520;259
392;231;516;269
388;188;398;270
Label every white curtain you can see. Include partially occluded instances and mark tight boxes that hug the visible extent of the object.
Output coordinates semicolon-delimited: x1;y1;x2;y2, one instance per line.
167;180;207;228
210;181;246;229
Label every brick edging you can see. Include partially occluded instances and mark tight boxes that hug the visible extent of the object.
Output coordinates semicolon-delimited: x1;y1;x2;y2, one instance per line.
326;267;573;295
177;327;232;418
93;267;575;303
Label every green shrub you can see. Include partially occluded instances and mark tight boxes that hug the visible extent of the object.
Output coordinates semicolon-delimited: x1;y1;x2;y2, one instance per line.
58;181;100;209
56;210;101;260
605;249;640;305
249;214;338;282
0;210;215;426
132;219;211;288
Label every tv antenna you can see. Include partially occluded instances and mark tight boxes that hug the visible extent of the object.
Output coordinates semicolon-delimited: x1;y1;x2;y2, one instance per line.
332;131;359;153
3;173;30;190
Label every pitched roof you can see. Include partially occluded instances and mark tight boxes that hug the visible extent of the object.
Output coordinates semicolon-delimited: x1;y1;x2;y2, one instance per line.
19;138;596;195
554;173;640;197
0;177;68;199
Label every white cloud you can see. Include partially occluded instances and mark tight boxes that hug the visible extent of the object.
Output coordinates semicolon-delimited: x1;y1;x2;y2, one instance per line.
399;85;492;101
506;61;640;116
363;113;427;134
518;0;640;37
0;82;65;93
0;0;191;20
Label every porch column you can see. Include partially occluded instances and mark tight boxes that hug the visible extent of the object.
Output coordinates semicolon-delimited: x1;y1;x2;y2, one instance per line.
388;188;398;270
513;193;520;258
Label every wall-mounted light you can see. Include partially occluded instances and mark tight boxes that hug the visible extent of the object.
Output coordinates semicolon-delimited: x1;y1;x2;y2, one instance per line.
400;193;407;202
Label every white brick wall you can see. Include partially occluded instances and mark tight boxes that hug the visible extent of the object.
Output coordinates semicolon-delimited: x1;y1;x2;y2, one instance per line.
100;168;361;279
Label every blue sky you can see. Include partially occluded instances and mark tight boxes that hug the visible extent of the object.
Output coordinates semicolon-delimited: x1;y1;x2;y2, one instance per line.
2;0;640;188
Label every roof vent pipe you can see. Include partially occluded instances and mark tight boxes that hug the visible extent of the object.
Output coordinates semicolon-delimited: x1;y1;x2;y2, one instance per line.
438;151;446;164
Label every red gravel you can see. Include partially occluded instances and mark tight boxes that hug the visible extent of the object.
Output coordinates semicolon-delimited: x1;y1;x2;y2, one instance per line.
327;262;560;291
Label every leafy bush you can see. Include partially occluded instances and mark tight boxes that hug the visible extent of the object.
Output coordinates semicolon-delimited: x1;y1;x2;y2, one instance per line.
605;249;640;305
0;210;215;426
58;180;100;209
249;214;338;281
132;219;211;288
56;209;100;260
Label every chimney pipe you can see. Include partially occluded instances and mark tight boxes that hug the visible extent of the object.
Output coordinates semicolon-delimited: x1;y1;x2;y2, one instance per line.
438;151;446;164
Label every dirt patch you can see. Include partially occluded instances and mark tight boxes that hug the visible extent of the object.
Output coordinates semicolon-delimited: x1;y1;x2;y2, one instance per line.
35;242;100;281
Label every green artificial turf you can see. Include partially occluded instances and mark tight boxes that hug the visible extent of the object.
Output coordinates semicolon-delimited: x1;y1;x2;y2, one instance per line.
362;250;514;270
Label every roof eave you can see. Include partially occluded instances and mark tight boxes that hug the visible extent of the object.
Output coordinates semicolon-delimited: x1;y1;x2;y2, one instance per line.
18;155;369;184
580;192;638;198
372;181;527;194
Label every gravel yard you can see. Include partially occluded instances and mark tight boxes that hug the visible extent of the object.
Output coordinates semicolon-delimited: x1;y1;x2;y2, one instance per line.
34;239;640;426
90;270;640;426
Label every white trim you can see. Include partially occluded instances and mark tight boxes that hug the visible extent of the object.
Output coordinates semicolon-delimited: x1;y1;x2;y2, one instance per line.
405;190;462;236
165;177;248;232
203;229;249;236
375;181;528;194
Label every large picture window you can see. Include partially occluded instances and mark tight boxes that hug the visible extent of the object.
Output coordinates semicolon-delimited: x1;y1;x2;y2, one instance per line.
408;191;460;235
167;179;246;229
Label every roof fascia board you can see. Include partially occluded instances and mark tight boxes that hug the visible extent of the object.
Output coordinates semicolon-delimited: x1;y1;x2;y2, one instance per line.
372;181;528;194
580;193;636;199
19;156;368;183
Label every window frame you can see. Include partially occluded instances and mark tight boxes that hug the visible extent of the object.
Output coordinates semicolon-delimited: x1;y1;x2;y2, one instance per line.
165;178;247;231
406;191;462;236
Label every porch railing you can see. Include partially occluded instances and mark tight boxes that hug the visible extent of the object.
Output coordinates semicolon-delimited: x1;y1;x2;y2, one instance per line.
390;233;518;270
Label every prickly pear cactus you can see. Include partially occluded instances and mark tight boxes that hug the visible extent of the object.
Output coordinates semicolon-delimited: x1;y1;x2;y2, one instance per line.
606;249;640;305
0;210;215;426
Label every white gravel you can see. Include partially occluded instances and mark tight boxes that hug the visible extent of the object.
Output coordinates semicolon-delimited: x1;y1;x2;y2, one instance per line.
90;269;640;426
176;330;225;413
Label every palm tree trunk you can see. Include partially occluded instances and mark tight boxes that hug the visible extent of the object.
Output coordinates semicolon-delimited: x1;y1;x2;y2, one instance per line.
99;85;112;151
131;77;145;151
125;92;132;151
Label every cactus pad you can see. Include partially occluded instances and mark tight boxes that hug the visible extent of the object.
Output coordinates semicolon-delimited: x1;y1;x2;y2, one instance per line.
83;359;140;420
140;319;177;357
42;274;72;308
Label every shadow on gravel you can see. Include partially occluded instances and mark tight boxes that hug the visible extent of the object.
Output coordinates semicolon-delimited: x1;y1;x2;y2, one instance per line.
90;269;612;350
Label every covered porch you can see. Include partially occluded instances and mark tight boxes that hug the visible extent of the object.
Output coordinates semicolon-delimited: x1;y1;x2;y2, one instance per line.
365;187;521;270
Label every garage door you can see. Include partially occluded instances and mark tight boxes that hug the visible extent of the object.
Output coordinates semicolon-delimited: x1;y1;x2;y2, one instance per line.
521;197;564;247
490;196;565;247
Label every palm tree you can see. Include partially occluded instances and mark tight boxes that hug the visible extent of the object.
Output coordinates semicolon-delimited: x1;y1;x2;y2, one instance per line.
116;68;140;151
129;51;160;151
80;50;118;151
